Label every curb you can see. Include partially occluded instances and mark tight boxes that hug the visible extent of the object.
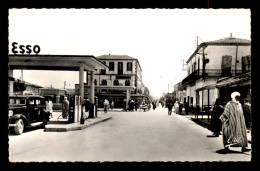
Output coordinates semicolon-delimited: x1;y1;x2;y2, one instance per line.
45;116;112;132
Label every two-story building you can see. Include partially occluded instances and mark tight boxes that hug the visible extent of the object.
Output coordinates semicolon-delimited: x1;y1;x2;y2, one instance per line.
174;82;185;104
181;35;251;112
76;54;150;109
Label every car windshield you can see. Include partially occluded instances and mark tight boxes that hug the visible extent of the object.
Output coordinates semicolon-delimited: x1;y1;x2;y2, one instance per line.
9;98;26;105
28;99;34;105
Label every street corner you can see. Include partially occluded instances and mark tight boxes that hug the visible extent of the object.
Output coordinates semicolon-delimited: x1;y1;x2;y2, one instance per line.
44;114;112;132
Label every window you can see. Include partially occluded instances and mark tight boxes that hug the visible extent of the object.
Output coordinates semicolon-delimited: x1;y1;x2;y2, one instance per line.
35;99;41;104
242;56;251;72
100;69;106;75
118;62;123;74
221;55;232;76
101;79;107;85
125;80;130;86
113;80;119;86
109;62;114;71
127;62;132;71
94;79;97;85
9;99;15;104
29;99;34;105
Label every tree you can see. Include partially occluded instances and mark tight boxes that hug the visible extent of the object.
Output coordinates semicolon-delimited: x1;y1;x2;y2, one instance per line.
13;80;26;92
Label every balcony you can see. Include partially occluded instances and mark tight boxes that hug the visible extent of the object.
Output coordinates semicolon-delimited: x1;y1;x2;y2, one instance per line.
182;69;244;86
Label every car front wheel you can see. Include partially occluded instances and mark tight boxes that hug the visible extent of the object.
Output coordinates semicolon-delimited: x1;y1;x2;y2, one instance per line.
14;119;24;135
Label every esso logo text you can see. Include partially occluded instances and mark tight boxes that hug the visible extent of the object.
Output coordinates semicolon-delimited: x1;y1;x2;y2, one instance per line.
11;42;41;55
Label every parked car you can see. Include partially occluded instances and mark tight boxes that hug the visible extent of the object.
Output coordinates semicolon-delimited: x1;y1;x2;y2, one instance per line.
8;95;50;135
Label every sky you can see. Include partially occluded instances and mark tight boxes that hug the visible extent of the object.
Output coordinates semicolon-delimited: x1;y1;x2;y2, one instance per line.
8;9;251;98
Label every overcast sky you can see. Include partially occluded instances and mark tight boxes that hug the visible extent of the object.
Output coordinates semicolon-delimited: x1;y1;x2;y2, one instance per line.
8;9;251;98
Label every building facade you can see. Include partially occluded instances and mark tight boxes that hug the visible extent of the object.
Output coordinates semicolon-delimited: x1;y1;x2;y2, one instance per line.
182;36;251;112
82;54;150;108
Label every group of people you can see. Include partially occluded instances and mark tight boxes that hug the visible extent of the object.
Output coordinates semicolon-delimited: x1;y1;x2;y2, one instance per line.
103;99;115;113
44;96;70;119
167;100;183;115
210;91;251;153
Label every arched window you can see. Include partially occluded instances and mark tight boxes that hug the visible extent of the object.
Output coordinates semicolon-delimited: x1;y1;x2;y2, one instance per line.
113;80;119;86
101;79;107;85
125;80;130;86
127;62;132;71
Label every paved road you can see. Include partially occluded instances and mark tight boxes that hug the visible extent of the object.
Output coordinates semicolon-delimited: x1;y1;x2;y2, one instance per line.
9;105;251;162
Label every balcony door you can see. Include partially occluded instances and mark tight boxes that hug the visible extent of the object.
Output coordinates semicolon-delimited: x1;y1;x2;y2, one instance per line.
118;62;123;75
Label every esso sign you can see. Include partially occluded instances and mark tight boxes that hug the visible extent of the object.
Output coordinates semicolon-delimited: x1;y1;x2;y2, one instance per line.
11;42;40;55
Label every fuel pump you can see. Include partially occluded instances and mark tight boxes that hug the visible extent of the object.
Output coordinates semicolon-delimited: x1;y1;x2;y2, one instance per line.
68;95;75;123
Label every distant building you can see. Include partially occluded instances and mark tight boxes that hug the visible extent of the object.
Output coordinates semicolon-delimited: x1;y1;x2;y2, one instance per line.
173;82;185;104
181;35;251;111
75;54;150;108
40;88;68;103
8;77;43;96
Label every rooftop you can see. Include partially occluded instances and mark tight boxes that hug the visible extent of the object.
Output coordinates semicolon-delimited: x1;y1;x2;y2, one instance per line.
186;36;251;63
205;37;251;45
97;54;137;60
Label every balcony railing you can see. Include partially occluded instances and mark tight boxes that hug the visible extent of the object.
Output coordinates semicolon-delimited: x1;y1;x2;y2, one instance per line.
182;69;244;86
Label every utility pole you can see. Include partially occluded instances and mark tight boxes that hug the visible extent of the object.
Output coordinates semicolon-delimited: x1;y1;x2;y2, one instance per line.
21;70;23;81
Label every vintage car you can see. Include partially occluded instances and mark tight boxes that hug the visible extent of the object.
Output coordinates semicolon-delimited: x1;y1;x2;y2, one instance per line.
8;95;50;135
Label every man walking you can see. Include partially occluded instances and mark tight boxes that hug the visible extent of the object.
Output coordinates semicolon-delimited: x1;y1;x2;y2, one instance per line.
219;92;251;153
62;97;69;118
168;102;173;115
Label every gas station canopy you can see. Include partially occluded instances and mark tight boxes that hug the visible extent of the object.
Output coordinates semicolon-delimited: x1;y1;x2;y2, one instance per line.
8;54;108;71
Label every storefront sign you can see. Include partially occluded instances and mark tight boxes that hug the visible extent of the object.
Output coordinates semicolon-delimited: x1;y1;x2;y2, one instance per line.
11;42;40;54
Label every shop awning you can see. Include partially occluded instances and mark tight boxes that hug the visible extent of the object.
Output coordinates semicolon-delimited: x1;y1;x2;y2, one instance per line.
216;72;251;88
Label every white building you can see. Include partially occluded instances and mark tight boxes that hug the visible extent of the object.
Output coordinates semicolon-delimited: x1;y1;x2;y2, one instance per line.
182;35;251;111
77;54;150;108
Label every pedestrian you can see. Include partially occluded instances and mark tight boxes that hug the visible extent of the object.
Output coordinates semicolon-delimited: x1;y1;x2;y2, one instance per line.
179;102;183;115
209;99;224;137
243;98;251;130
45;98;53;118
111;100;114;111
184;101;189;115
130;100;135;111
84;99;90;112
161;101;165;108
152;100;156;110
104;99;109;113
219;92;251;153
134;100;138;111
62;97;69;118
167;102;173;115
174;101;179;114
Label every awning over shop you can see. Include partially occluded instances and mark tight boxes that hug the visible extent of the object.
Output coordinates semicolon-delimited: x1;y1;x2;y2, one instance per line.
216;72;251;88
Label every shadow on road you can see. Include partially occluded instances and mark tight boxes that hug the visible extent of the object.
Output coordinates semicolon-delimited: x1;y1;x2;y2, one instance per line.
8;126;44;136
216;149;244;154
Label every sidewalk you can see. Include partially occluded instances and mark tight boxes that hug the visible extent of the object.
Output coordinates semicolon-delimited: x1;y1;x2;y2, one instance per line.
178;112;252;144
97;108;124;112
45;111;112;132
